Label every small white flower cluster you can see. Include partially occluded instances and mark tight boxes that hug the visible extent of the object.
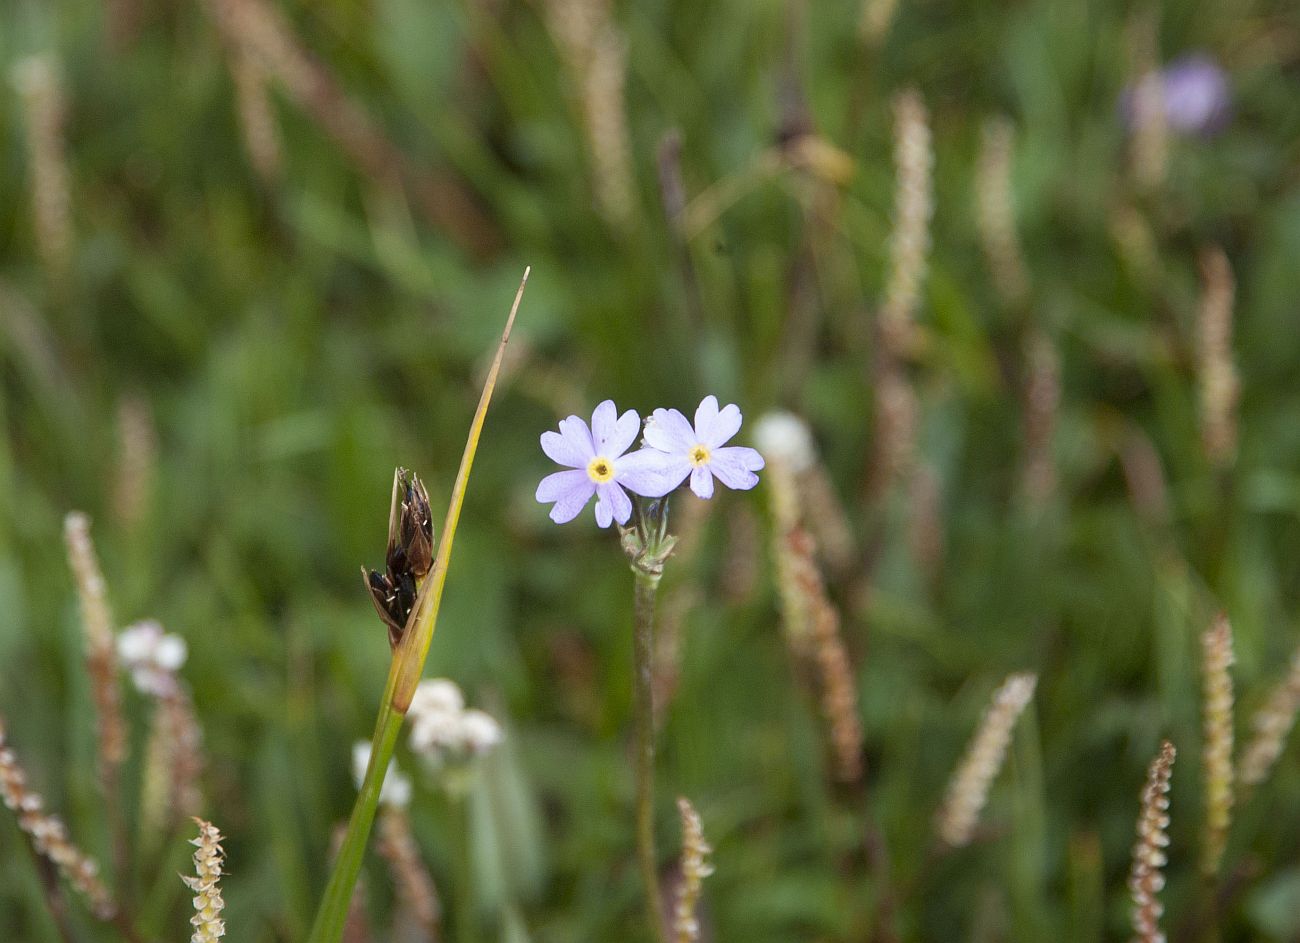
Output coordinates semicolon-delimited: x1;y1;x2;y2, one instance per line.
352;741;412;809
116;620;187;697
407;679;502;775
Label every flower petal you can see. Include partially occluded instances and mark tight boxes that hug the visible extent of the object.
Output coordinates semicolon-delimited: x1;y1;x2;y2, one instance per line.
541;428;589;468
702;402;743;448
708;446;764;490
618;448;690;497
543;475;596;524
597;481;633;526
690;465;715;499
589;400;619;452
536;469;590;502
594;498;613;528
603;408;642;459
644;408;696;453
694;395;720;438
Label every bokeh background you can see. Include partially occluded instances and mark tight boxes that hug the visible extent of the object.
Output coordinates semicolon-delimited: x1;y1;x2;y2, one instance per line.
2;0;1300;940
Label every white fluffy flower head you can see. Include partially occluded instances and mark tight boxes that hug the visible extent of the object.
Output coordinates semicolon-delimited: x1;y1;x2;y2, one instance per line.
116;620;188;696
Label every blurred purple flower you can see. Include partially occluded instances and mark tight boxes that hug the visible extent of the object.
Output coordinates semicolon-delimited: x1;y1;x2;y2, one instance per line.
643;395;765;499
536;400;677;527
1123;54;1231;136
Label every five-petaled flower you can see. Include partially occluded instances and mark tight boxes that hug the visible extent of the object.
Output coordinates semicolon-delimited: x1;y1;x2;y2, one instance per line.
535;400;677;527
537;395;765;525
643;396;765;499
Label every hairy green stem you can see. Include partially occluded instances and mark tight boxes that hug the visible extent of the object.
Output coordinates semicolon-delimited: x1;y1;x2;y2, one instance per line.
633;568;666;943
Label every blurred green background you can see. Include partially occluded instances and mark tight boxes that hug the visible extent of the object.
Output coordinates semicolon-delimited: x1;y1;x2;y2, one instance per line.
2;0;1300;940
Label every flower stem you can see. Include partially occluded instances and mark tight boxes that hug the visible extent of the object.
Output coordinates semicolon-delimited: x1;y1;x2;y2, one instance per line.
633;566;666;943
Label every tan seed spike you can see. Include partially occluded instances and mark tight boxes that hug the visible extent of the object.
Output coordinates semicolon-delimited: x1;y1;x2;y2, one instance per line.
673;797;713;943
182;818;227;942
63;513;128;771
1201;614;1235;876
878;88;933;360
0;715;116;919
1239;643;1300;789
937;673;1037;847
1129;740;1176;943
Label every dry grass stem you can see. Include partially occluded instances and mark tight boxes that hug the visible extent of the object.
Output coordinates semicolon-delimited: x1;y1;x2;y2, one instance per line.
0;715;116;919
542;0;636;228
1201;614;1235;876
1129;740;1176;943
673;797;713;943
869;363;919;499
1239;644;1300;789
183;818;227;942
112;395;158;530
936;672;1037;848
879;88;933;359
376;806;442;942
1197;247;1238;470
907;462;945;580
858;0;900;46
63;514;128;774
203;0;496;255
230;43;283;184
1020;328;1061;506
768;459;864;782
1128;10;1166;192
141;686;205;832
10;55;73;286
976;117;1030;310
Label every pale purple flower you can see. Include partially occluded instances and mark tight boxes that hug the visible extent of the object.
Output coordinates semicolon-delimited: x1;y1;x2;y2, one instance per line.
1121;54;1231;137
643;395;765;499
536;400;677;527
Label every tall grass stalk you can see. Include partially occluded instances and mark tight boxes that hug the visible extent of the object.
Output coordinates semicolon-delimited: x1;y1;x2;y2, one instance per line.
306;269;528;943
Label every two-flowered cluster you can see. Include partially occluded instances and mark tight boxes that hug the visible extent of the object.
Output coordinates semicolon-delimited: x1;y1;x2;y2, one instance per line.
536;396;765;527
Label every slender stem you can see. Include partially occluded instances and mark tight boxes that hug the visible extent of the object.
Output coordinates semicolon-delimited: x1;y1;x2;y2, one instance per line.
307;701;404;943
306;269;526;943
633;568;666;943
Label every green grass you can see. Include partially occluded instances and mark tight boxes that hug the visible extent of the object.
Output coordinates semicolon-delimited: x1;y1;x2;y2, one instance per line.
3;0;1300;940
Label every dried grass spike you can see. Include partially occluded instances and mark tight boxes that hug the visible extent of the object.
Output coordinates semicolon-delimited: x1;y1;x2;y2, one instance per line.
1129;740;1175;943
183;818;226;942
673;797;713;943
0;716;116;919
1197;247;1238;470
10;55;73;285
937;672;1037;847
1239;643;1300;789
1201;614;1235;876
63;513;127;770
376;806;441;942
879;88;933;358
976;116;1030;309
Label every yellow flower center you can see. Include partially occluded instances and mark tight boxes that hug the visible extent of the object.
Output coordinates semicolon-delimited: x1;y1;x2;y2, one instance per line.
689;445;711;467
587;457;615;483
